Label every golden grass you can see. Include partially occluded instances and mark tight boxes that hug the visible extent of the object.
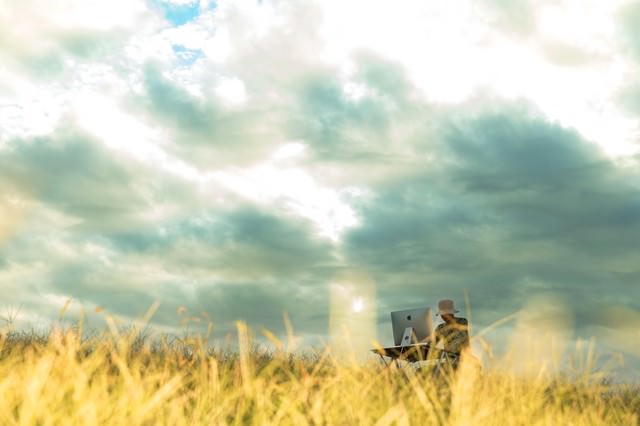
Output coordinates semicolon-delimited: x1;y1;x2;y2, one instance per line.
0;322;638;426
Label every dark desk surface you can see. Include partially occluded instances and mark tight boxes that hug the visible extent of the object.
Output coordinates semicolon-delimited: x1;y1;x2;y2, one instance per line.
371;343;459;363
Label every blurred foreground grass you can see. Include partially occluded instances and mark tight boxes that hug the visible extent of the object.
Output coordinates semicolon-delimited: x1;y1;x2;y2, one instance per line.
0;321;638;426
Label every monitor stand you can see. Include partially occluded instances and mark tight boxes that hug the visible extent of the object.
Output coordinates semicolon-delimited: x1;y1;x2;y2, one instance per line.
400;326;416;349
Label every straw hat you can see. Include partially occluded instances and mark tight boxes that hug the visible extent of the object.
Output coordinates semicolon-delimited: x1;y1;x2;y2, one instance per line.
436;299;459;316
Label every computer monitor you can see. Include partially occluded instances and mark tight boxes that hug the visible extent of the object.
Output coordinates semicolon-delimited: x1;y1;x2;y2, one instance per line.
391;307;433;346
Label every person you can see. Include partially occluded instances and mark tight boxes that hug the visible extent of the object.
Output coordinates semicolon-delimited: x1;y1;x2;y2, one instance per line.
433;299;469;368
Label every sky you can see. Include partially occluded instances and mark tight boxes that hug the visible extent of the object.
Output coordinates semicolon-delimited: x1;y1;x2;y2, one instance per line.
1;0;639;376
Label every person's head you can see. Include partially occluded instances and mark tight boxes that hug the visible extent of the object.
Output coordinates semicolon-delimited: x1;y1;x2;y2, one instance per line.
437;299;459;323
440;313;455;323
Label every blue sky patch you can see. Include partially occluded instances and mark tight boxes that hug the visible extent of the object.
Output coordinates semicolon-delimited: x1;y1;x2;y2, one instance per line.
151;0;205;26
172;44;205;66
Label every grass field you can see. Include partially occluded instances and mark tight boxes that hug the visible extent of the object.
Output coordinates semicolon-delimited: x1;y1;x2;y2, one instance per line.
0;318;638;426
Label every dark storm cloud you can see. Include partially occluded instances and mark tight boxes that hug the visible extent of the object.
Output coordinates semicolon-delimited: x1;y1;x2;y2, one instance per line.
286;54;438;195
193;280;330;337
49;263;163;318
0;127;159;230
5;199;336;334
0;124;201;329
443;106;640;253
139;63;289;168
41;258;281;333
291;75;388;154
289;54;415;160
105;207;335;280
0;122;335;332
343;100;640;336
109;207;336;336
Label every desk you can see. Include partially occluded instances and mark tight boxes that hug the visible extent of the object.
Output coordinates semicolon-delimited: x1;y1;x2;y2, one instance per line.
371;343;459;367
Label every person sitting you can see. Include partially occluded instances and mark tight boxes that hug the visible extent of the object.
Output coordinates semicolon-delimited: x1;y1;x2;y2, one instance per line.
433;299;469;368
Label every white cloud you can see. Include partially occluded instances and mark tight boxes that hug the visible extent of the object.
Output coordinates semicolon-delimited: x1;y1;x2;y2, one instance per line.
0;0;150;49
0;77;68;142
214;76;247;106
161;20;212;50
273;142;306;161
212;159;360;243
318;0;639;157
2;0;640;359
72;92;356;242
342;82;368;102
202;27;231;63
74;93;170;163
162;0;199;5
538;1;620;49
2;0;638;249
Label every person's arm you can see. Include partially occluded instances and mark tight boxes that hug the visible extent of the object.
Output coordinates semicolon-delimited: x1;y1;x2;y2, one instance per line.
448;319;469;353
433;324;445;349
460;318;469;347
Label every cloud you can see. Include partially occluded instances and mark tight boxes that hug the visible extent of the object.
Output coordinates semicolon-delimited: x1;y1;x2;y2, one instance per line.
137;61;289;168
39;206;335;337
613;2;640;119
618;1;640;61
0;126;175;231
0;123;335;334
0;0;154;79
482;0;538;37
443;103;640;253
342;99;640;337
538;40;607;67
1;0;639;375
289;54;415;159
616;70;640;116
193;279;331;337
104;207;335;279
142;63;217;135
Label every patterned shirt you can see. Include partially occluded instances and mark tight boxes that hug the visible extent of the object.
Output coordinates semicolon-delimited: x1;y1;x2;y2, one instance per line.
435;317;469;354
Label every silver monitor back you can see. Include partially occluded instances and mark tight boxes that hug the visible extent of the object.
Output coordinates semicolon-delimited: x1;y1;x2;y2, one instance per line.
391;307;433;346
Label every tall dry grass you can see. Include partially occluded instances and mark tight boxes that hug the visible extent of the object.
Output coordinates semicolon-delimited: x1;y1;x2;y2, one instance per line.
0;319;638;425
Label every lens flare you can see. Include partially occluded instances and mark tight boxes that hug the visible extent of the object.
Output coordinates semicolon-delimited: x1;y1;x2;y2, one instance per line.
351;298;364;313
